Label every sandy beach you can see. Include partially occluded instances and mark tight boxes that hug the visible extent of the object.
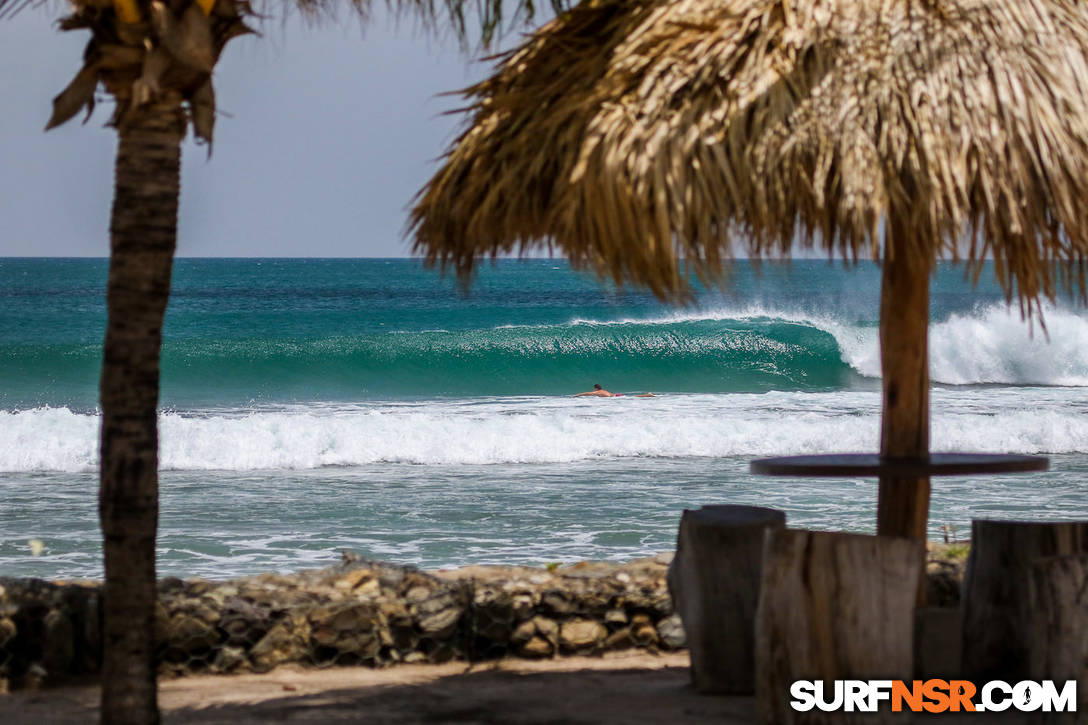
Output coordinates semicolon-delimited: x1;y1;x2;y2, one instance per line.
2;652;761;724
0;650;1032;724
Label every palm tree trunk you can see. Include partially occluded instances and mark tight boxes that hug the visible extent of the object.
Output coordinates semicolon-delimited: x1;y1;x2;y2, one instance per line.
99;93;185;725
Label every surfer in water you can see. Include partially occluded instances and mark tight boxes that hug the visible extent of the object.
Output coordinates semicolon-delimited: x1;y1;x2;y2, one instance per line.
574;384;655;398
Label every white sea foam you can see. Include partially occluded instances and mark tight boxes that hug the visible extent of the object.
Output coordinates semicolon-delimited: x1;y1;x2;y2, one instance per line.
4;388;1088;472
557;302;1088;387
0;406;100;472
926;306;1088;385
829;304;1088;385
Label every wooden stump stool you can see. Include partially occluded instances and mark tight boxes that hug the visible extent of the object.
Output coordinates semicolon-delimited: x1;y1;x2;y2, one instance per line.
755;529;923;724
666;504;786;693
1029;554;1088;721
961;520;1088;680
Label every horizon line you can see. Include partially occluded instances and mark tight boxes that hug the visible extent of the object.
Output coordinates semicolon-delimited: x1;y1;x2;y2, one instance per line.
0;255;888;262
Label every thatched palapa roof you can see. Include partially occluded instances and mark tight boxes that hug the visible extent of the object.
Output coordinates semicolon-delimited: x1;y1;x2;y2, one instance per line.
411;0;1088;308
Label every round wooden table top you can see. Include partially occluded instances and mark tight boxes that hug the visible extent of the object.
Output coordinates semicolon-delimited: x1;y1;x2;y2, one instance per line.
749;453;1050;477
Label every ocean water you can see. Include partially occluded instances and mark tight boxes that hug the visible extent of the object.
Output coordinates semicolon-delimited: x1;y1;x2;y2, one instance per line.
2;258;1087;579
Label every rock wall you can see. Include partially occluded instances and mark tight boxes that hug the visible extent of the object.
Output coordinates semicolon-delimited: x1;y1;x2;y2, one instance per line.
0;553;681;689
0;544;967;690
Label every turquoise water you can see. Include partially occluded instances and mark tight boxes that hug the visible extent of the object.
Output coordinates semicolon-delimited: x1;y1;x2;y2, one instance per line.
1;258;877;408
2;258;1087;578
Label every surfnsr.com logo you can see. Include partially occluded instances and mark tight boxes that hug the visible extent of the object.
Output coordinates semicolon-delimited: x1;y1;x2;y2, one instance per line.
790;680;1077;713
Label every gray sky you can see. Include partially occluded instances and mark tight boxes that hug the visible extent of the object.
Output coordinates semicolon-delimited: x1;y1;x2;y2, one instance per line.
0;7;501;257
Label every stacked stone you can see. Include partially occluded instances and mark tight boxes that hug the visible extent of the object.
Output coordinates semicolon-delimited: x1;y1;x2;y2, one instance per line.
0;545;970;689
0;578;102;690
154;557;477;676
0;553;680;687
442;555;685;659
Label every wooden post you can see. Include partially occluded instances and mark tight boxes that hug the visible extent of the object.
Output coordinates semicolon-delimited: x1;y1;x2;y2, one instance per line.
878;242;932;607
877;249;931;542
755;529;922;724
1029;554;1088;720
914;607;961;678
667;505;786;693
962;520;1088;680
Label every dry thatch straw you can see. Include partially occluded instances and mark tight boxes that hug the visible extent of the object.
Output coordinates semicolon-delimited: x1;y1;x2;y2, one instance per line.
412;0;1088;309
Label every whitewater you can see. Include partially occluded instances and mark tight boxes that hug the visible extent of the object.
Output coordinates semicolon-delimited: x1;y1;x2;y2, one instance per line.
2;258;1086;578
5;387;1088;472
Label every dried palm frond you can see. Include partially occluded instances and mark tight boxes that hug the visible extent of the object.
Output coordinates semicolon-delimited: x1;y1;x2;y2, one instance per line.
41;0;260;152
18;0;572;151
411;0;1088;310
1;0;569;48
